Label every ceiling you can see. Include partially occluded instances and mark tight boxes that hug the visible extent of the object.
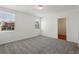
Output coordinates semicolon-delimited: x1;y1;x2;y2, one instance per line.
1;5;78;17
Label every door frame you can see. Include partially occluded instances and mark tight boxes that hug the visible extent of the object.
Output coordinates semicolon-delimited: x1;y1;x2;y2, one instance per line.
57;17;67;40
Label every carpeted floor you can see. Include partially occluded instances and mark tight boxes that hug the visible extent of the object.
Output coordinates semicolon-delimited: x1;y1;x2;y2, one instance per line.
0;36;79;54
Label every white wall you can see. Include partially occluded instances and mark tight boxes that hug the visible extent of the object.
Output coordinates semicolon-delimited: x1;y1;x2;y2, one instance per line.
41;13;58;38
41;9;79;44
0;7;40;45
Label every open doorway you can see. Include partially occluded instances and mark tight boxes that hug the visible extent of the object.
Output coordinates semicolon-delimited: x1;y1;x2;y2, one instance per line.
58;17;66;40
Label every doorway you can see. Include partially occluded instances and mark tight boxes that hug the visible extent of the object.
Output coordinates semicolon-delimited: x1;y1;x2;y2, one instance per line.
58;17;66;40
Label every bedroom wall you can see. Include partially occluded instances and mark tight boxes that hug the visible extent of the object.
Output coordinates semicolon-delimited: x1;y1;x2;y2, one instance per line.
41;9;79;44
41;13;58;38
0;7;41;45
77;6;79;46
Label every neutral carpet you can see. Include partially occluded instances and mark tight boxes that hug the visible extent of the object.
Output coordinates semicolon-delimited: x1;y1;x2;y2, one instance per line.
0;36;79;54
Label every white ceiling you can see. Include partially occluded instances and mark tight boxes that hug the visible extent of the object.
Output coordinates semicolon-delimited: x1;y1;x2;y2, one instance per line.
1;5;78;17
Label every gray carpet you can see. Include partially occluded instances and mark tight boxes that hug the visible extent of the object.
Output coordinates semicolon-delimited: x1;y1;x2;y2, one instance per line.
0;36;79;54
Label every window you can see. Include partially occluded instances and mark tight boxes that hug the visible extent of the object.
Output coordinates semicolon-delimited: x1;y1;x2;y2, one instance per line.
0;11;15;31
35;19;40;29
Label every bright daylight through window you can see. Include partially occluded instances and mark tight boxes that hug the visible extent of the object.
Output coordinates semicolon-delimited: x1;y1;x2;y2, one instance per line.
0;11;15;31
